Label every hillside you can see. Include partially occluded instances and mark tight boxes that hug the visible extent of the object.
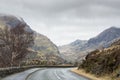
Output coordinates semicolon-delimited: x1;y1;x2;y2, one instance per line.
59;27;120;62
59;40;87;62
33;32;59;56
24;32;63;65
79;39;120;79
0;14;62;67
87;27;120;48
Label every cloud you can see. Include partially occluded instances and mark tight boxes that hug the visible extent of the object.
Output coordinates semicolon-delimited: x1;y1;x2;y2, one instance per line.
0;0;120;45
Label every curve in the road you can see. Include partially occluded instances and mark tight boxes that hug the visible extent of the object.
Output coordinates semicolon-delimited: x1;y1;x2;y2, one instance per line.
26;68;89;80
1;68;89;80
1;68;40;80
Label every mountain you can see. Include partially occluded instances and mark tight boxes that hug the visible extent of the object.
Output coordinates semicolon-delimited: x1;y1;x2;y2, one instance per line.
59;27;120;62
25;32;63;65
59;40;87;62
0;14;62;67
24;32;63;65
33;32;60;56
80;39;120;79
88;27;120;48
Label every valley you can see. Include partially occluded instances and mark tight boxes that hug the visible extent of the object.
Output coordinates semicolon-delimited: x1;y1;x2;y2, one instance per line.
0;14;120;80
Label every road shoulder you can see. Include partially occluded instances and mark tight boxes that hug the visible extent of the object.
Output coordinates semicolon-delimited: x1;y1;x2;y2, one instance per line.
71;68;109;80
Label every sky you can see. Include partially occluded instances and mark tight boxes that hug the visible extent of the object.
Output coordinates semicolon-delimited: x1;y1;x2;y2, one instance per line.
0;0;120;46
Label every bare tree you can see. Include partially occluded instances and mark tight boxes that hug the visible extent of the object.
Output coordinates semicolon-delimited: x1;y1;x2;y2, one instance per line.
0;22;34;67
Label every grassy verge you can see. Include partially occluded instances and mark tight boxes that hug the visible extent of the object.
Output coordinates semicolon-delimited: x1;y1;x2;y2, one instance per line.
71;68;112;80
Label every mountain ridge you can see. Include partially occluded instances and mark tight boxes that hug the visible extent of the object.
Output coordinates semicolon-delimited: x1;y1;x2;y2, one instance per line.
59;27;120;62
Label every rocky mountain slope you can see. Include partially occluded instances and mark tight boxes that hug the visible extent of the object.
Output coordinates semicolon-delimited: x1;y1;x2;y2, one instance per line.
59;40;87;62
0;14;62;67
33;32;60;56
25;32;63;65
59;27;120;62
87;27;120;48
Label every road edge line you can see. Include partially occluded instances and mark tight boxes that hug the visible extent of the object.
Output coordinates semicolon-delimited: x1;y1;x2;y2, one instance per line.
25;68;45;80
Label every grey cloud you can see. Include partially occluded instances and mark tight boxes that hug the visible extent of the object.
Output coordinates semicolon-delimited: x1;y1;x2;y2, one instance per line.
0;0;120;45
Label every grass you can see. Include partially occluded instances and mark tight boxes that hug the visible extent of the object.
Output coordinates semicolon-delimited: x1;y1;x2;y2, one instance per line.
71;68;113;80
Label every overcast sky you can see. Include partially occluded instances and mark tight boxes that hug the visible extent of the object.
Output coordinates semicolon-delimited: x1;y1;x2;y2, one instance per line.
0;0;120;45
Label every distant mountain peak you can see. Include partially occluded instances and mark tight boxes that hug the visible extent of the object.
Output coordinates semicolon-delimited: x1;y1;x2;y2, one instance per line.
70;39;87;46
59;26;120;62
102;26;119;35
106;26;120;31
88;26;120;47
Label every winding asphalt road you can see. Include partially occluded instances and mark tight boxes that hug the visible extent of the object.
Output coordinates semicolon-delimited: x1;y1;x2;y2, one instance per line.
2;68;89;80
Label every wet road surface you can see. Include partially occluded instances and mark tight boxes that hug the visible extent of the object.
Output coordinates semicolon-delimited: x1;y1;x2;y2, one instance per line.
2;68;89;80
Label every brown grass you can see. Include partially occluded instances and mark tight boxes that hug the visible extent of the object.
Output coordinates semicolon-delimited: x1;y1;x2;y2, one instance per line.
71;68;112;80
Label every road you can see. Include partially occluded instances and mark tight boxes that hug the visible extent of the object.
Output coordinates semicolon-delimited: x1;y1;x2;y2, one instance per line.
2;68;89;80
1;68;40;80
